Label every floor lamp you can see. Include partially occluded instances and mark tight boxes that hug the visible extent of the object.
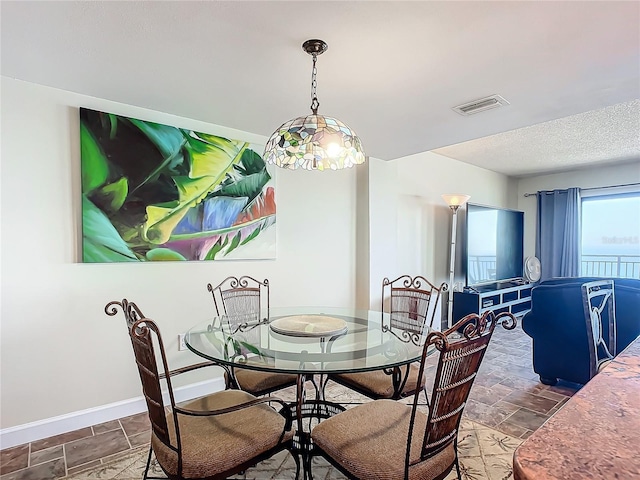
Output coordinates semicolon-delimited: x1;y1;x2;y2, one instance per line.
442;194;471;328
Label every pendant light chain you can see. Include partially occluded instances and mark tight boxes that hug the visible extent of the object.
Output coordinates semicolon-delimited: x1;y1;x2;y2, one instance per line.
310;53;320;114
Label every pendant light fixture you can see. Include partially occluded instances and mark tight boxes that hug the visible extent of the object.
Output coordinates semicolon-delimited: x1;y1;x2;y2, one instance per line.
263;39;366;171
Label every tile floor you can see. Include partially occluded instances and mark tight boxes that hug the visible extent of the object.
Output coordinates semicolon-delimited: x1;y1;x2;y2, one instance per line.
59;418;522;480
0;324;581;480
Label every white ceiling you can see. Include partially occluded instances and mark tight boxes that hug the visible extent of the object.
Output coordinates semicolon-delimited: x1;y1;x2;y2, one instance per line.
2;1;639;177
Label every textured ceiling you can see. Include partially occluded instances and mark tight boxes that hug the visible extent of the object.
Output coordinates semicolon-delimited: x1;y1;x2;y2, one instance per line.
1;1;639;177
434;99;640;177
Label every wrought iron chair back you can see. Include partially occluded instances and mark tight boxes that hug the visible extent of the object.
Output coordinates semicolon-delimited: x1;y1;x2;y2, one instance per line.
131;320;178;452
208;276;268;327
206;277;297;396
110;298;146;328
383;275;445;344
582;280;616;379
328;275;445;401
407;310;516;477
105;301;180;461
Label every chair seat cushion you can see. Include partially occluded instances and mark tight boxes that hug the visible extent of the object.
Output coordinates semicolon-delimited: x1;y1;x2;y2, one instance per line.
234;369;297;395
311;399;455;480
333;363;425;398
151;389;293;479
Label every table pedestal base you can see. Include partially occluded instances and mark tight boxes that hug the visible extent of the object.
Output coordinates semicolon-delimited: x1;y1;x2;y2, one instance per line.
290;400;345;479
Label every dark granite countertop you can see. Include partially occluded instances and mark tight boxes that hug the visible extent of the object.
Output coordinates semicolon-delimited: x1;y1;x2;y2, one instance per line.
513;335;640;479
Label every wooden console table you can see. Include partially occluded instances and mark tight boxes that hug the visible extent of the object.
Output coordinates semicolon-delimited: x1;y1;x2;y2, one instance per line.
513;334;640;479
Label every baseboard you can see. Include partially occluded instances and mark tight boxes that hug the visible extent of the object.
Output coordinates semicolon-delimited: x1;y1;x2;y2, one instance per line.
0;376;226;450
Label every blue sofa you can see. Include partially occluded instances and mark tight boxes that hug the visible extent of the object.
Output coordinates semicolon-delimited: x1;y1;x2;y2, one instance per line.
522;277;640;385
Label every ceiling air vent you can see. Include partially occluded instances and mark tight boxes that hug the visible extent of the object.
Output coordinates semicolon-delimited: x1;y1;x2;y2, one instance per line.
453;94;510;116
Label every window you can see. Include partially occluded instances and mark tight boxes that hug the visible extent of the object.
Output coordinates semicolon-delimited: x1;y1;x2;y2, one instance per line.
581;191;640;278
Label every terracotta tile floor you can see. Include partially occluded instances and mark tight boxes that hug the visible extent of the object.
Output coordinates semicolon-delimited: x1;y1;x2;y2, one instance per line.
0;323;581;480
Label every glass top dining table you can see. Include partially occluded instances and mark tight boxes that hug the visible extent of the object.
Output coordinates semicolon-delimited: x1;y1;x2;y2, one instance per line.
185;306;432;375
186;306;434;478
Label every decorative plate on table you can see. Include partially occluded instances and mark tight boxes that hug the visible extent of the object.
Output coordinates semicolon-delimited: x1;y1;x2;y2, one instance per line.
269;315;348;337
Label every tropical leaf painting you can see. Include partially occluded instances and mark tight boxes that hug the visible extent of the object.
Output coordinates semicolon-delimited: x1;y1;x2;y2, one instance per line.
80;108;276;262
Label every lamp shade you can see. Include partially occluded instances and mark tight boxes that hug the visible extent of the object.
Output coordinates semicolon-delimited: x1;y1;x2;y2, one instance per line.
442;194;471;208
263;114;365;171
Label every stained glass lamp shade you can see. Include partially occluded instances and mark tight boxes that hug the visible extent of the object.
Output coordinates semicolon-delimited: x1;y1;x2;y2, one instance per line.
263;39;366;171
263;114;365;171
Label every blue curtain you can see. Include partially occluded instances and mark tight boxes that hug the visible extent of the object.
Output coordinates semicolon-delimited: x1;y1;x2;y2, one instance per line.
536;188;581;281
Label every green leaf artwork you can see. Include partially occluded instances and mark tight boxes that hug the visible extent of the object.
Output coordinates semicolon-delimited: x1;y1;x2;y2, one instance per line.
79;108;276;262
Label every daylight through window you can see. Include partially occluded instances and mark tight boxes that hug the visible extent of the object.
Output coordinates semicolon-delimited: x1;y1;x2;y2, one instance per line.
581;192;640;278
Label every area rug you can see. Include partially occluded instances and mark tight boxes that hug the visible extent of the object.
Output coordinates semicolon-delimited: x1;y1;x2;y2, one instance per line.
60;419;521;480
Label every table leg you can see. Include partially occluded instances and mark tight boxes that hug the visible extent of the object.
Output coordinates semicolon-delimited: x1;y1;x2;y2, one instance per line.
295;373;313;479
308;373;329;402
292;373;345;480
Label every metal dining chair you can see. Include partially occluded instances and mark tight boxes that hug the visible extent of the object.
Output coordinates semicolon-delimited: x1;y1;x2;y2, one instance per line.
207;276;298;396
330;275;445;400
105;299;296;480
582;279;617;379
311;310;517;480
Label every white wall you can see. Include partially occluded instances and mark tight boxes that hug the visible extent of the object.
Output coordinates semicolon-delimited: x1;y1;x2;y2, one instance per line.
0;77;358;430
354;160;370;309
365;151;515;319
517;162;640;258
395;152;517;287
366;158;399;310
395;152;515;287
